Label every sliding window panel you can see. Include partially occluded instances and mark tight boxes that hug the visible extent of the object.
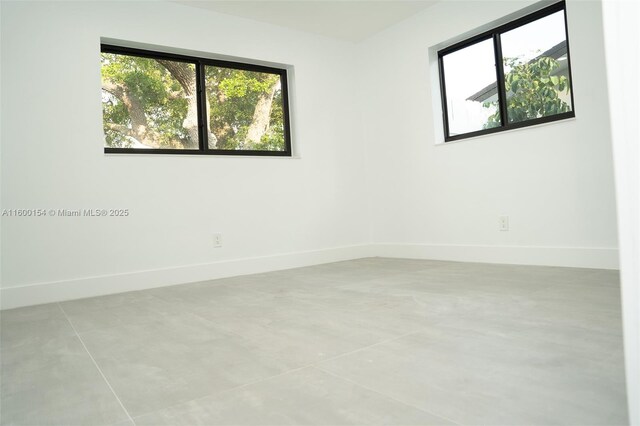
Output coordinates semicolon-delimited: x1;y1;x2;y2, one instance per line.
204;66;287;152
101;53;199;150
441;39;502;137
500;10;573;124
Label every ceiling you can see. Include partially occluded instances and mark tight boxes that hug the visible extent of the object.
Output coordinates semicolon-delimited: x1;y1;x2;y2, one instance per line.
174;1;438;42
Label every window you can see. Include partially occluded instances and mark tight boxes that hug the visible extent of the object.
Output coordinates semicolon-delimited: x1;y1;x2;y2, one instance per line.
438;1;574;142
101;45;292;155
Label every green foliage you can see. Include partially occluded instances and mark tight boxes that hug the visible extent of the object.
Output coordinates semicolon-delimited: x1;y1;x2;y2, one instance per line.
256;90;285;150
101;53;285;151
101;54;191;148
102;95;130;147
206;68;284;150
484;55;571;128
219;72;276;98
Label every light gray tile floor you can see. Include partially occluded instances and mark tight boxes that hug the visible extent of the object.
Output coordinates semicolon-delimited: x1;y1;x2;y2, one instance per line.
0;258;628;425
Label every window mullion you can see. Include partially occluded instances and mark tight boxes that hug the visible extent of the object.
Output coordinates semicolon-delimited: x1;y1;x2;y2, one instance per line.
493;33;508;128
438;55;452;139
195;62;208;152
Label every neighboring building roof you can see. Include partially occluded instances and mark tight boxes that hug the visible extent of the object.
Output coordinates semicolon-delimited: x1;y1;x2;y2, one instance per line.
466;40;568;103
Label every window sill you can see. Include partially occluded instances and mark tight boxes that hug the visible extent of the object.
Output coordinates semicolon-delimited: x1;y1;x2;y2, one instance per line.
103;152;301;159
435;115;577;146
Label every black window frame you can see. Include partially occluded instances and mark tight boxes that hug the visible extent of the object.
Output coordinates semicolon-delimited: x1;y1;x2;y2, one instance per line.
101;44;293;156
438;1;575;142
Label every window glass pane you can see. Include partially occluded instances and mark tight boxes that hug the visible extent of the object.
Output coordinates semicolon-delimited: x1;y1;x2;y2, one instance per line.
205;66;286;151
101;53;198;149
500;10;572;124
442;38;501;137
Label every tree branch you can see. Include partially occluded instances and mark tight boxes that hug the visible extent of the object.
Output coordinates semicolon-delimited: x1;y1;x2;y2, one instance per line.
102;80;125;98
166;89;184;100
156;59;199;148
157;60;195;96
105;122;131;136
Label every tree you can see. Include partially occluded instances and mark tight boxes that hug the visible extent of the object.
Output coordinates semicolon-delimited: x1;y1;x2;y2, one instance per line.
246;77;281;146
156;60;199;149
205;67;283;150
101;53;286;151
484;55;571;128
101;54;194;148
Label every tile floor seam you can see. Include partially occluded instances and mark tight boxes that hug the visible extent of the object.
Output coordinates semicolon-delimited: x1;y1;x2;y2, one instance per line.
129;364;312;421
190;306;427;366
313;366;463;426
129;329;424;421
308;329;423;366
57;302;137;426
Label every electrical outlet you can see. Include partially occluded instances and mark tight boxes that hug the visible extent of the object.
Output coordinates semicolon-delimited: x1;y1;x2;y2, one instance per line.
498;216;509;231
213;233;223;248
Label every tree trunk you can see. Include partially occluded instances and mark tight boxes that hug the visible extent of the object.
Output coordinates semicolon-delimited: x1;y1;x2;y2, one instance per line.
246;78;281;147
102;81;160;148
157;60;199;149
205;95;218;148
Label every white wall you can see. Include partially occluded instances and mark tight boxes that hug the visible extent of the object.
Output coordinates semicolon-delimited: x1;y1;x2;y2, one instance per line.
602;0;640;423
359;0;619;269
0;1;370;308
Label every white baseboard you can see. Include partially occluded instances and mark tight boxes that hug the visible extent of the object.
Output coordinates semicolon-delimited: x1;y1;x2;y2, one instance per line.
0;244;375;310
374;243;619;270
0;243;618;310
